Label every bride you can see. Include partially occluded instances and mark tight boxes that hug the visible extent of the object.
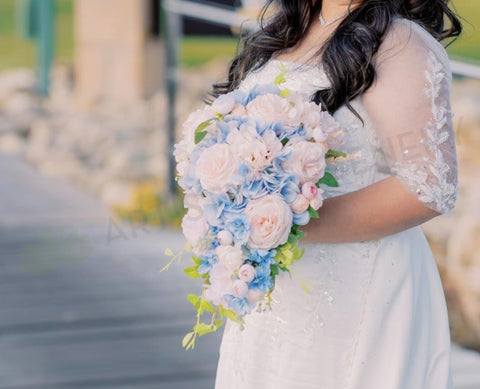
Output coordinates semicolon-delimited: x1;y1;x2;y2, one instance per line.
209;0;463;388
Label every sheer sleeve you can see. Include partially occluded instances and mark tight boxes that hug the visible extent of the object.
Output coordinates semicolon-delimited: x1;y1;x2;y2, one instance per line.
362;18;458;214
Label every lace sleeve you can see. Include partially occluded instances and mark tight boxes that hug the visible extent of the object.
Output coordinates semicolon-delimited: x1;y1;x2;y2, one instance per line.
362;18;458;214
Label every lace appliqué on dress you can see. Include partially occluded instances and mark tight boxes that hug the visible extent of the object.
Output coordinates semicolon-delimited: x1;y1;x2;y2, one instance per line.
391;50;457;214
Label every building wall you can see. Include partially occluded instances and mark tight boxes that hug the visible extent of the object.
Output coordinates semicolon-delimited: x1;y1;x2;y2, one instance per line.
74;0;164;106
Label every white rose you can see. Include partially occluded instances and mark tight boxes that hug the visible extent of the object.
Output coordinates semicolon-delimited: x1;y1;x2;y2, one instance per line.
181;209;208;249
215;245;243;272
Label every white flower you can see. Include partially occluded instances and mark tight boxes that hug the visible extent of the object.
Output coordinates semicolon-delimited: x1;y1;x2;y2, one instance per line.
196;143;239;193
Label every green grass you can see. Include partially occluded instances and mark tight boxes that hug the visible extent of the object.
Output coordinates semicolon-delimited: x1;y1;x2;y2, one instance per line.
0;0;478;71
181;35;239;67
0;0;73;71
447;0;480;62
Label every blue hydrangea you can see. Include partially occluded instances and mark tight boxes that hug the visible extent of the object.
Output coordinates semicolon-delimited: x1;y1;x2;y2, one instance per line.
197;252;218;274
224;294;255;316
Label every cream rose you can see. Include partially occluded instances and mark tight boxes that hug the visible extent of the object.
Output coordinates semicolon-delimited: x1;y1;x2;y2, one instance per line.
245;194;293;250
196;143;239;193
215;245;243;272
282;140;326;184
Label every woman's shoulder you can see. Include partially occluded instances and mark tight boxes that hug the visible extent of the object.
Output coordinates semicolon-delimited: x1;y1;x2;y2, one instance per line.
377;15;450;67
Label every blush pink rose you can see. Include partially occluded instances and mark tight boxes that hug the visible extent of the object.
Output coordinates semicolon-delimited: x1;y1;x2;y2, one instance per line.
301;182;318;200
282;140;326;184
215;245;243;272
291;194;310;213
232;279;249;298
246;94;297;126
196;143;239;193
310;188;325;210
245;194;293;250
238;264;256;283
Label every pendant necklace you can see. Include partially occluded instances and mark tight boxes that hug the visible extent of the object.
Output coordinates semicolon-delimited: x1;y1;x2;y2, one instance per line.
318;9;348;27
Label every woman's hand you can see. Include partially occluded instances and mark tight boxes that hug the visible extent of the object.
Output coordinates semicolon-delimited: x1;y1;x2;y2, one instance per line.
300;175;441;244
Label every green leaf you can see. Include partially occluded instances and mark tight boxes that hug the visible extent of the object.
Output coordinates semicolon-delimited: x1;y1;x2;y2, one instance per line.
307;205;319;219
270;264;279;277
281;137;289;146
325;149;347;158
279;89;290;97
199;298;215;314
317;172;339;187
191;256;203;265
194;118;217;144
184;265;201;279
194;322;215;336
182;331;195;348
187;294;200;308
194;130;207;144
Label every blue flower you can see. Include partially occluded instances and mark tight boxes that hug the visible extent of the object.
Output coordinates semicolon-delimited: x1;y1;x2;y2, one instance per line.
224;294;255;316
248;262;274;292
293;211;310;226
249;248;277;267
223;212;250;245
197;252;218;274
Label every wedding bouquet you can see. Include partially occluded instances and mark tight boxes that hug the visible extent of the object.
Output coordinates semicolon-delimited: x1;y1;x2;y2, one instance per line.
164;65;346;350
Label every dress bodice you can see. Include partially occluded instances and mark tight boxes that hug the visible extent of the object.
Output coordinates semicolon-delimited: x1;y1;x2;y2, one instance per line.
236;16;458;214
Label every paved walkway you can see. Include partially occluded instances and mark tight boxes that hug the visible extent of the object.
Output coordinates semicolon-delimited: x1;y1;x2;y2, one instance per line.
0;152;479;388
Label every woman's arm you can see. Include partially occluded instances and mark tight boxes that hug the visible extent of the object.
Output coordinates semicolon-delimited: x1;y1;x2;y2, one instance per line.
302;19;459;244
301;175;439;243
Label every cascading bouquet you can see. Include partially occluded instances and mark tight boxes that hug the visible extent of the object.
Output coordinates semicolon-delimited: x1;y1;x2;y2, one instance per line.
163;65;347;350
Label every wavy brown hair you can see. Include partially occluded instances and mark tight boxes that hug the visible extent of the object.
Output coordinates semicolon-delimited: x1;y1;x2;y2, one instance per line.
205;0;463;124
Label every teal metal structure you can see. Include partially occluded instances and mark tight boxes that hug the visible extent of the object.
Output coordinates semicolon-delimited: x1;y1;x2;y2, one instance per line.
16;0;55;96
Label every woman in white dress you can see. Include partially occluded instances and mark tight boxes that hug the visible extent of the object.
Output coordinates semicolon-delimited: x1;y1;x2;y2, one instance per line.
210;0;463;388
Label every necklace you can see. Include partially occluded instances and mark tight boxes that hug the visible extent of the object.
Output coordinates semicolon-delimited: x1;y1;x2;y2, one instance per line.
318;9;348;26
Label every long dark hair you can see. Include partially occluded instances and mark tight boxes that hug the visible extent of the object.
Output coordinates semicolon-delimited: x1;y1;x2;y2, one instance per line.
206;0;462;124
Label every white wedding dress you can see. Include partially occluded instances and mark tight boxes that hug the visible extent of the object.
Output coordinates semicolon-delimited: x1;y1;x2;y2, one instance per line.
214;16;457;389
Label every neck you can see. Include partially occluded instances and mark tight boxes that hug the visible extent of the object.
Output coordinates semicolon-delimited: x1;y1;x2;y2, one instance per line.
320;0;360;21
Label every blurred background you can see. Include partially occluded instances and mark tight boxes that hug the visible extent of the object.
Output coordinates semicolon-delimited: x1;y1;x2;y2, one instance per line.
0;0;479;388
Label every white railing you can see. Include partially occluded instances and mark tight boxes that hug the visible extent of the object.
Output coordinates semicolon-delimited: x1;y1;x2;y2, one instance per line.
164;0;480;79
